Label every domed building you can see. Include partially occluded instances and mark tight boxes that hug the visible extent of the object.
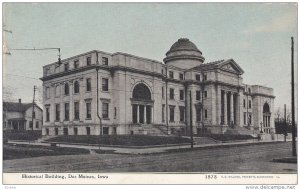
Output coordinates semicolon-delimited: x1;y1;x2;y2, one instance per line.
41;38;275;138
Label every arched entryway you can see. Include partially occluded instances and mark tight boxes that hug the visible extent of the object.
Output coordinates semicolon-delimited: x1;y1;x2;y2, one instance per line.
263;103;271;133
131;83;153;124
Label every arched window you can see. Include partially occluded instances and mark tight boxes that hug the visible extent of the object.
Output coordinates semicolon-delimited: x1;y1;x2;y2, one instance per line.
263;103;270;113
64;83;69;95
263;103;271;133
132;83;151;100
74;81;79;94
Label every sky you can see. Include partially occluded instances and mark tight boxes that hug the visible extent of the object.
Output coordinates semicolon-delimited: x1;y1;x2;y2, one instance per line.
2;2;298;114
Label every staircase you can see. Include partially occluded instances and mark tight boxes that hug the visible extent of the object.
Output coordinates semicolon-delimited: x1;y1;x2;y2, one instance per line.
225;127;259;137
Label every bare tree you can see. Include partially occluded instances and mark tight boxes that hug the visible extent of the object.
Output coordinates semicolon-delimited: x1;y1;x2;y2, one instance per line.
275;107;281;121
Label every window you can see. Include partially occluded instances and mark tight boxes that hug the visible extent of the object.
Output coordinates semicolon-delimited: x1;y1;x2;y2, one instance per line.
36;121;39;128
162;87;164;98
55;128;58;135
74;128;78;135
114;107;117;118
243;99;246;108
86;78;91;92
204;91;207;98
102;57;108;65
162;104;165;122
102;78;109;91
195;74;200;81
55;85;60;97
32;111;36;119
74;60;79;69
29;121;33;128
46;107;50;122
64;83;69;95
86;102;91;119
205;109;208;119
179;106;185;122
161;69;164;75
248;88;251;93
86;57;91;66
196;90;201;101
55;104;60;121
102;103;109;119
203;74;207;81
179;73;184;80
46;128;49;135
249;100;252;109
196;107;201;121
248;113;252;124
180;90;184;100
74;102;80;120
74;81;79;93
169;71;174;79
169;106;175;122
64;63;69;72
86;127;90;135
244;112;247;125
65;103;69;121
169;88;174;100
46;87;50;99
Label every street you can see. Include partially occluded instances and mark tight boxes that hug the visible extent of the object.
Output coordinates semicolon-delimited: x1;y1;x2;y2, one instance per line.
3;142;297;173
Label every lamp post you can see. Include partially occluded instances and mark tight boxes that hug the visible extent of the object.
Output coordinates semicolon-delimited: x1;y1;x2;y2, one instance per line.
260;121;263;133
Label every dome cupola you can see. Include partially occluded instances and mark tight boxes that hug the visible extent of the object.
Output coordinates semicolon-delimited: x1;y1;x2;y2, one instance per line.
163;38;205;68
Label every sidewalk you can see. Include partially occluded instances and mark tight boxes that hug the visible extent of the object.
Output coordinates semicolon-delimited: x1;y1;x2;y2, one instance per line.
7;139;287;155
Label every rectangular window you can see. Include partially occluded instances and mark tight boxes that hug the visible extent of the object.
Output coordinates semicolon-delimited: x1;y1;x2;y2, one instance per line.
169;106;175;122
102;102;109;119
179;73;184;80
74;128;78;135
204;91;207;98
32;111;36;119
203;74;207;81
86;57;91;66
196;90;201;101
162;86;164;98
179;106;185;122
46;87;50;99
36;121;39;128
169;71;174;79
102;57;108;65
180;90;184;100
114;107;117;118
55;85;60;97
29;121;33;128
86;127;90;135
169;88;174;100
162;104;165;122
55;104;60;121
64;63;69;72
86;78;91;92
195;74;200;81
249;113;252;124
102;78;109;91
46;107;50;122
249;100;252;109
55;128;58;135
244;112;247;125
243;99;246;108
86;102;91;119
74;102;80;120
205;109;208;119
74;60;79;69
196;107;201;122
65;103;69;121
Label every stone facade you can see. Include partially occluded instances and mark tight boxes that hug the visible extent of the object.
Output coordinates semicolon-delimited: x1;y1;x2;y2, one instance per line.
40;38;275;136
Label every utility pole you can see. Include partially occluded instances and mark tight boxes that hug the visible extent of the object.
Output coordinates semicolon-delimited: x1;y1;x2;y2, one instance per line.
31;85;37;131
189;91;194;149
284;104;287;142
291;37;296;156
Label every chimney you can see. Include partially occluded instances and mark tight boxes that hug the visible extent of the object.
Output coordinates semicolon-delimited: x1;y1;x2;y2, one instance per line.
18;99;21;103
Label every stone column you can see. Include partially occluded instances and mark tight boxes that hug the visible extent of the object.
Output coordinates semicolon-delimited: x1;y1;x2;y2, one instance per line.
151;106;153;123
224;91;227;125
137;105;139;123
230;92;234;124
144;105;147;124
217;86;222;125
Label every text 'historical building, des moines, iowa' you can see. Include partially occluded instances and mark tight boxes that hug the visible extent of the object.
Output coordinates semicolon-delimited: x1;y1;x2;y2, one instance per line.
40;38;275;137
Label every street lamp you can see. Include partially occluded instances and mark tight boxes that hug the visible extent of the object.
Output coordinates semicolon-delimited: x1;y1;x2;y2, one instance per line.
260;121;263;133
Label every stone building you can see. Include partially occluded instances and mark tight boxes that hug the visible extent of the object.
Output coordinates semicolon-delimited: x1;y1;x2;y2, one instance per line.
3;99;43;131
40;38;275;136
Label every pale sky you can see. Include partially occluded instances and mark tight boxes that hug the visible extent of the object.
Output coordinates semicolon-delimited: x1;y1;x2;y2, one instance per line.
2;3;298;114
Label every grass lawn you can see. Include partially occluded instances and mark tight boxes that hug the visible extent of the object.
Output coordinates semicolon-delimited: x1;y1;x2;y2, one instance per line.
3;144;90;160
45;135;191;146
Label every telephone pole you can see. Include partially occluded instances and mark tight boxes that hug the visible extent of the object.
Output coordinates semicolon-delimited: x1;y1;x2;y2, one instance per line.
284;104;287;142
189;91;194;149
31;85;37;131
291;37;296;156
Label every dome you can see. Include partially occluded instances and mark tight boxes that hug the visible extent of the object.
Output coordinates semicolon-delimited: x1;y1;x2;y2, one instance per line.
166;38;202;55
164;38;205;64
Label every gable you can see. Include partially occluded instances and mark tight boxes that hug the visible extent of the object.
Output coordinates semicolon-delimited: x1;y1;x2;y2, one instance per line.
219;59;244;74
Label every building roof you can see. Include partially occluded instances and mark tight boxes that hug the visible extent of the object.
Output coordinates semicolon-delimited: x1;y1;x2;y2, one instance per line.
191;59;244;74
166;38;202;55
3;102;42;112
